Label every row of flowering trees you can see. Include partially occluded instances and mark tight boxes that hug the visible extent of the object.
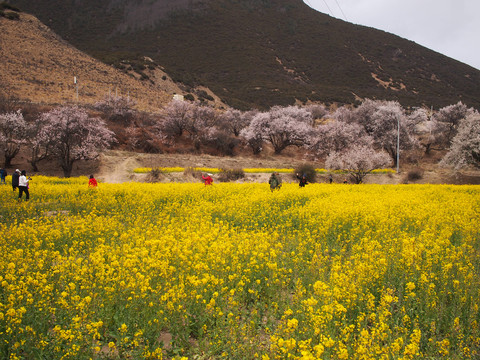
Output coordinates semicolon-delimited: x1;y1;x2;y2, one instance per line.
144;98;478;181
0;94;478;179
0;105;115;177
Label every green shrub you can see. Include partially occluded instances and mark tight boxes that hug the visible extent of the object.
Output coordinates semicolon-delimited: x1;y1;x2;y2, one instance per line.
407;168;424;182
4;11;20;20
0;3;21;12
150;168;163;179
139;71;149;80
196;89;214;101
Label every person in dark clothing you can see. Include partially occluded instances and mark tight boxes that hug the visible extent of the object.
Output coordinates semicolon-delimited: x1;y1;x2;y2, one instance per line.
296;173;308;187
329;174;333;184
268;172;282;192
12;169;20;192
0;168;6;185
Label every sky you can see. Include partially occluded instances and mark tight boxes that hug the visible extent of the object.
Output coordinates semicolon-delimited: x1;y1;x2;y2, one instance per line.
303;0;480;70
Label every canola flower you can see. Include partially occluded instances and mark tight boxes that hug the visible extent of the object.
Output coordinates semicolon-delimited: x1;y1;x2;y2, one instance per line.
134;167;220;174
134;167;396;174
243;168;295;174
0;177;479;359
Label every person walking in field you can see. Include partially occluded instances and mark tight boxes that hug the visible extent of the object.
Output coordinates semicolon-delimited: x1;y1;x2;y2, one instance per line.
202;173;213;186
18;170;30;201
296;173;308;187
12;169;20;192
88;174;98;187
269;172;282;192
0;168;6;185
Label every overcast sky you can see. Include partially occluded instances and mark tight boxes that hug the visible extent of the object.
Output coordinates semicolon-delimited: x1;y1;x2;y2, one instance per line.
304;0;480;70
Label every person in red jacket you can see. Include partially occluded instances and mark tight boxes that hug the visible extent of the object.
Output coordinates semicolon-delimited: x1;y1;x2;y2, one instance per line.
202;173;213;185
88;174;98;187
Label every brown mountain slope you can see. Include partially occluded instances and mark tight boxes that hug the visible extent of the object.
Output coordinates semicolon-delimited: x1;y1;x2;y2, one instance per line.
0;13;175;110
9;0;480;110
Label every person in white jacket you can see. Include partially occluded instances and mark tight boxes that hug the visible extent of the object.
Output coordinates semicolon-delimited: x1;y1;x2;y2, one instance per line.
18;170;30;201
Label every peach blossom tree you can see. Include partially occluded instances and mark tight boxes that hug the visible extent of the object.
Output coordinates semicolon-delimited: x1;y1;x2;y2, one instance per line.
0;110;26;167
441;112;480;169
240;105;313;154
307;121;372;159
94;94;137;123
326;145;392;184
38;106;116;177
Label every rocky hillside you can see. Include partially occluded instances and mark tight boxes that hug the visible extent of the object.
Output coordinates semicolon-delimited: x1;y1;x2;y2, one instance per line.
7;0;480;110
0;11;220;111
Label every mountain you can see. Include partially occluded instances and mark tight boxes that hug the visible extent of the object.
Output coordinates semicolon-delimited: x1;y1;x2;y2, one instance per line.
0;11;181;110
5;0;480;110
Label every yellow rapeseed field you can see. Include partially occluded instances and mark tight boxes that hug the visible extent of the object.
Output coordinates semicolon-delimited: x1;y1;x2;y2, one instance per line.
133;167;396;174
0;177;479;359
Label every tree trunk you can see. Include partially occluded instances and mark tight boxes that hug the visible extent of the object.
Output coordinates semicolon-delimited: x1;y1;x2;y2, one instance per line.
424;143;431;155
61;161;74;178
4;155;12;168
30;160;39;173
4;144;20;168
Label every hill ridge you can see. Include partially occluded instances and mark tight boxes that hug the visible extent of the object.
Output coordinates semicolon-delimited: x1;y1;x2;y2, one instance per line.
4;0;480;110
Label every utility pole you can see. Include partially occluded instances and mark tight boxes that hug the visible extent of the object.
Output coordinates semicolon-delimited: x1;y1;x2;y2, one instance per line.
396;116;400;173
74;76;78;101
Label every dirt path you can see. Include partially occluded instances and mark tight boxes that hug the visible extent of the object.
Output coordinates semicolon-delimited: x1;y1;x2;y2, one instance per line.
95;150;480;185
96;150;314;184
97;154;144;183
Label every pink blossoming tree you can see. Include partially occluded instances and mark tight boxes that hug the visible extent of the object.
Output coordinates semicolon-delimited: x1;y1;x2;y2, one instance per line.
94;94;137;123
240;105;313;154
217;109;251;137
27;114;53;172
307;121;372;159
38;106;116;177
158;100;197;138
0;110;26;167
440;112;480;169
433;101;473;146
326;145;392;184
